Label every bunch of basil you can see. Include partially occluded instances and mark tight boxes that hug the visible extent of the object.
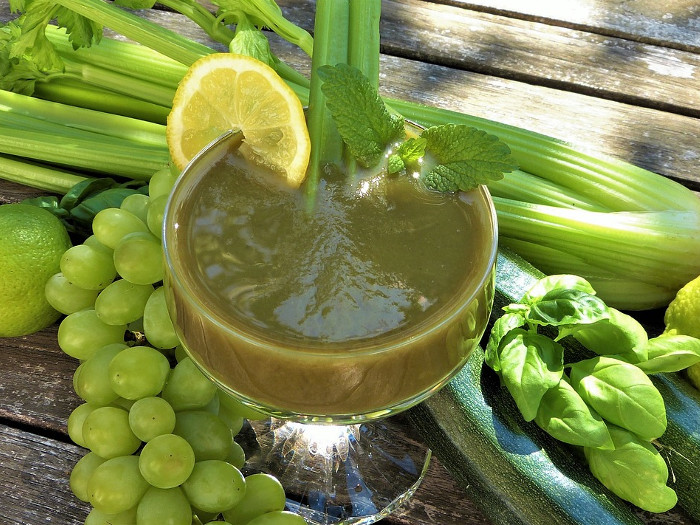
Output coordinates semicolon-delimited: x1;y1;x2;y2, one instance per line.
485;275;700;513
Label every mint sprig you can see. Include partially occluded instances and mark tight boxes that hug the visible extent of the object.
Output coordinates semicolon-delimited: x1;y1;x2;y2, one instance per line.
420;124;517;191
317;63;405;168
319;64;517;190
388;137;427;175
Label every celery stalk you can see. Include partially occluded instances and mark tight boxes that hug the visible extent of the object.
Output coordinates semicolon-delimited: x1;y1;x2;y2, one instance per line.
0;128;168;179
0;154;86;194
348;0;381;89
53;0;211;66
32;78;171;124
44;25;188;88
304;0;350;203
0;90;167;148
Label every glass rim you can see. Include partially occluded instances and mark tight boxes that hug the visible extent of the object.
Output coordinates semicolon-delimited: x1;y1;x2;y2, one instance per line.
162;130;499;358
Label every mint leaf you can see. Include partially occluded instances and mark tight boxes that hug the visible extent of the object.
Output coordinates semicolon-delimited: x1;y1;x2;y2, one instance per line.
396;136;426;168
420;124;516;192
387;154;404;175
318;63;405;168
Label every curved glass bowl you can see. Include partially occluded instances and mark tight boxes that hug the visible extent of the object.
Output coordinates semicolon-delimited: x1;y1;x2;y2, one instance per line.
162;131;498;424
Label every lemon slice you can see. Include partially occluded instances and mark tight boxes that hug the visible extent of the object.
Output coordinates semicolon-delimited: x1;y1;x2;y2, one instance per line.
167;53;311;187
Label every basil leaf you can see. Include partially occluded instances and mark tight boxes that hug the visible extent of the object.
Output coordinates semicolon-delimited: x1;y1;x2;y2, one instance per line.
535;378;613;449
568;307;648;362
526;288;609;328
636;334;700;374
584;425;677;513
569;356;666;440
499;329;564;421
484;312;524;373
522;274;596;304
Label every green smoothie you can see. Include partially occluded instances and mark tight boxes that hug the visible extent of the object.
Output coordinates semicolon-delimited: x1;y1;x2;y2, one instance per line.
164;135;497;421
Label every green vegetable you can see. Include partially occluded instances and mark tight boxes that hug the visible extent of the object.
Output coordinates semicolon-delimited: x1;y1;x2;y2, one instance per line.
497;329;563;421
584;425;678;513
636;334;700;374
571;308;649;363
534;378;613;449
569;356;667;441
483;270;689;512
411;250;700;521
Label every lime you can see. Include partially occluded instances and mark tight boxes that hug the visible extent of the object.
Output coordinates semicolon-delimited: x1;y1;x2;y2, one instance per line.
0;203;72;337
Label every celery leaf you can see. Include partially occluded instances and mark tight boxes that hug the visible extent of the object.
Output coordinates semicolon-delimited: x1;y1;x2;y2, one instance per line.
318;63;405;168
228;12;275;66
421;124;516;192
7;0;102;73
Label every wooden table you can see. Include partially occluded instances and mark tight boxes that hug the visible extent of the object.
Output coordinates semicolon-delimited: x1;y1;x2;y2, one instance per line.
1;1;698;524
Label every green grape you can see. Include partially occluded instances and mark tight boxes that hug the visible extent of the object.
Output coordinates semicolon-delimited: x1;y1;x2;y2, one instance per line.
69;452;107;502
217;397;244;436
205;522;234;525
128;396;176;442
173;410;233;462
192;508;220;524
60;244;117;291
82;406;141;458
246;511;307;525
95;279;154;325
83;235;112;254
92;207;150;249
225;440;246;470
44;272;99;314
148;166;178;200
58;309;127;360
161;357;217;411
84;506;138;525
137;486;192;525
138;433;196;489
67;402;98;447
143;286;180;349
174;345;188;362
218;390;268;421
108;345;171;400
202;390;220;415
87;455;149;514
147;194;167;239
222;473;286;525
73;343;126;405
111;396;137;411
120;193;151;224
113;231;164;285
182;460;246;514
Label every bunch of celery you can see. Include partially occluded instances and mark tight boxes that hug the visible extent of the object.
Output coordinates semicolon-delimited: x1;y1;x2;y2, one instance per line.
1;0;699;310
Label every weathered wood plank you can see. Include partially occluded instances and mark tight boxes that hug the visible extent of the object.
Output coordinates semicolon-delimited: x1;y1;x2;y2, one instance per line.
377;0;700;118
437;0;700;52
259;0;700;117
0;424;86;525
0;326;79;435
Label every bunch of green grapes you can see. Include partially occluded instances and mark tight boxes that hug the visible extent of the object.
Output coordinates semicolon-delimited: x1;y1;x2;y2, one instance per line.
44;167;306;525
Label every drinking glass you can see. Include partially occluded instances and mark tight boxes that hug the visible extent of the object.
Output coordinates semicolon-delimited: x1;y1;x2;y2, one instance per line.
162;130;498;524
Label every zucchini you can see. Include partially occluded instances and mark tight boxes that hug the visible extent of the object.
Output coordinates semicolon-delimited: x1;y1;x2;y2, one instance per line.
407;249;700;524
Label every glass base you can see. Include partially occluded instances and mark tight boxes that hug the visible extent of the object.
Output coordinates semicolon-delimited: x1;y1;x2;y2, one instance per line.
241;417;431;525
